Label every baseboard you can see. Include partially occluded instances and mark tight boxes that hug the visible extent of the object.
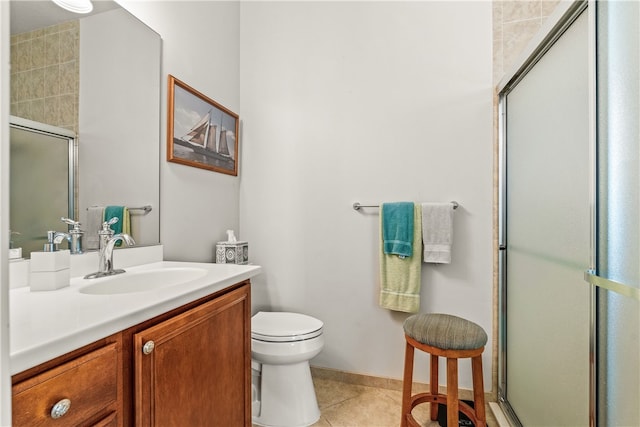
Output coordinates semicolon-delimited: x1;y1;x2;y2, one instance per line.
310;366;494;403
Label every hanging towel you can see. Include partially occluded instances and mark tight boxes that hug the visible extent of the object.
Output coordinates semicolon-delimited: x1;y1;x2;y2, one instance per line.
122;207;131;236
382;202;414;258
104;206;130;246
85;206;104;250
379;203;422;313
421;202;454;264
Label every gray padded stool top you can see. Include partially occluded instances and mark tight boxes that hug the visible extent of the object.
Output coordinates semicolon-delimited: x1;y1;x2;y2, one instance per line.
403;313;487;350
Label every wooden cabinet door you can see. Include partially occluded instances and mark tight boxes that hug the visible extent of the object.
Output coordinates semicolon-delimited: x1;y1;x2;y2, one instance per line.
134;285;250;427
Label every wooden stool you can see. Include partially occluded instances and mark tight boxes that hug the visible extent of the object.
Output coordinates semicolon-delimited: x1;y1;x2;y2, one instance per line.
400;313;487;427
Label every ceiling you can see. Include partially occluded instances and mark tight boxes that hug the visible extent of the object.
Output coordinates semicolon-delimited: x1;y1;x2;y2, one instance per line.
10;0;120;35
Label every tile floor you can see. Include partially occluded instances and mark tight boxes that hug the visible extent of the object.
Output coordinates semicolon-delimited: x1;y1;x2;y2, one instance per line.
253;372;499;427
310;376;498;427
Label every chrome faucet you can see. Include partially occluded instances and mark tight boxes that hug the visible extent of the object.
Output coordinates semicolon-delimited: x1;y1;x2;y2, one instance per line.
84;218;135;279
61;217;84;254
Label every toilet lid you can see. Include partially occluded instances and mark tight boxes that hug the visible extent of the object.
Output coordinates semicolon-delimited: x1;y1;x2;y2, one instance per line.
251;312;323;342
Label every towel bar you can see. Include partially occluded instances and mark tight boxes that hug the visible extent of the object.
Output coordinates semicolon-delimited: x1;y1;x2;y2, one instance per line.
129;205;153;213
352;201;459;211
87;205;152;214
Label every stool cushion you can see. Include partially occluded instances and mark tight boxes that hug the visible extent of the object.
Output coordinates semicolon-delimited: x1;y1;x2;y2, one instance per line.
403;313;487;350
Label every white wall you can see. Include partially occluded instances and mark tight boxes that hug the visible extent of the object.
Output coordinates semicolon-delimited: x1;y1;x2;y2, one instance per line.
117;0;241;262
118;0;493;388
239;1;494;387
79;8;161;246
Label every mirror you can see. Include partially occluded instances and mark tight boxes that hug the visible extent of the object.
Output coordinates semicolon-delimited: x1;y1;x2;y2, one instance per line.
9;1;161;257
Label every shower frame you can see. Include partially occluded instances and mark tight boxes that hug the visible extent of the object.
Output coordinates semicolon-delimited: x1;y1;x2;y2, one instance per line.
496;1;594;425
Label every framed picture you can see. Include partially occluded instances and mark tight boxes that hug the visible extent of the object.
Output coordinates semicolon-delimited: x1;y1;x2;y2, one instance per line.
167;75;239;176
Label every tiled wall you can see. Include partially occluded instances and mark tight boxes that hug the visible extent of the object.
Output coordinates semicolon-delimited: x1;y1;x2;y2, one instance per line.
10;21;79;133
493;0;562;84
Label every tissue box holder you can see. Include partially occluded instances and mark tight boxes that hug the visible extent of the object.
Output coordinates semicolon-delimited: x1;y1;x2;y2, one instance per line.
216;241;248;265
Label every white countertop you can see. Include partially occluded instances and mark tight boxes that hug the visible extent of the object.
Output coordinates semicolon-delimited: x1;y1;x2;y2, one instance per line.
10;256;261;375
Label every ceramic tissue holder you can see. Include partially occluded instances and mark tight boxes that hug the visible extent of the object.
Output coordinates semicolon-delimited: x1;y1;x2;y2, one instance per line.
216;230;248;265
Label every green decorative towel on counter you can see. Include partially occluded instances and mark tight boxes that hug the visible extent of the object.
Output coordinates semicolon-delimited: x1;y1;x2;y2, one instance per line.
379;203;422;313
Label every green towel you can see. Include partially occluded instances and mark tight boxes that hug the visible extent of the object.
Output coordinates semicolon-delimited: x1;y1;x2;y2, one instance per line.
379;203;422;313
104;206;130;246
104;206;124;234
382;202;414;257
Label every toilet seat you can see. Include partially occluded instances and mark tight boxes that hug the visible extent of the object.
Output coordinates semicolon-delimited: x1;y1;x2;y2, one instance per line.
252;311;323;343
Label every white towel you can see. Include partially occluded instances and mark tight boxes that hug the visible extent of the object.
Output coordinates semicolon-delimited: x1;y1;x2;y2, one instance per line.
85;206;104;250
421;202;454;264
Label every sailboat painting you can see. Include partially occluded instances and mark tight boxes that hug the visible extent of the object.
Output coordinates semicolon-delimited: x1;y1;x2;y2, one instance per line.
167;75;239;176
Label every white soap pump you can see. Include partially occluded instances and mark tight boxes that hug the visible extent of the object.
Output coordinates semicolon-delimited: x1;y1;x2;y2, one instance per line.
30;231;71;291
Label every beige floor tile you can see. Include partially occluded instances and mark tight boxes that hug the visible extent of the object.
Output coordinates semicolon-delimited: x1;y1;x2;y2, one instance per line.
316;386;401;426
314;378;373;410
256;375;497;427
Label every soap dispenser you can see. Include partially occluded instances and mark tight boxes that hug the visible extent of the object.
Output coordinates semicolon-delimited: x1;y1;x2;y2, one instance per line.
61;217;84;254
29;231;71;291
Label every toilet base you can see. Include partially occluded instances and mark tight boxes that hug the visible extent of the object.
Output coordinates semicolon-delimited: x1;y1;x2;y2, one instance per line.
252;361;320;427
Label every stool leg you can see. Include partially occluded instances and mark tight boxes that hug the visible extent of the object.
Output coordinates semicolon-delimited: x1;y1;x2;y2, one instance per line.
472;355;486;427
446;357;459;427
430;354;439;421
401;341;415;427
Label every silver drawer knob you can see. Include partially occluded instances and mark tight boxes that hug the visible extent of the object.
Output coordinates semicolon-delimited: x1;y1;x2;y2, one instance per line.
51;398;71;419
142;340;155;355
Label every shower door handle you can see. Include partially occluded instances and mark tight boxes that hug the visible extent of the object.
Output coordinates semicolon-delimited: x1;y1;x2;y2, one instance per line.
584;271;640;301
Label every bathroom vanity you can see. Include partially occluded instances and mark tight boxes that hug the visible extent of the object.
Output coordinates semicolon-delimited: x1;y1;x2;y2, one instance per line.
9;251;261;426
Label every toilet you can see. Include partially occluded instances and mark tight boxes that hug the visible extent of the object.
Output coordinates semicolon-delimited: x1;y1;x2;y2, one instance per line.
251;311;324;427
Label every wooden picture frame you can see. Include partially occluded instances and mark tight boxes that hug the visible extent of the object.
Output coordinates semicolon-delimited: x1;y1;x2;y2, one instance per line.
167;75;239;176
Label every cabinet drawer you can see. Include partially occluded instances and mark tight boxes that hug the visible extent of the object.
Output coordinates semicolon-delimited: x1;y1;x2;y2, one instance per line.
13;343;119;426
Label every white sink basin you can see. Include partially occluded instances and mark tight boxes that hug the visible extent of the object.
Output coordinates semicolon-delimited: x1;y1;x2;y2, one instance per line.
79;267;208;295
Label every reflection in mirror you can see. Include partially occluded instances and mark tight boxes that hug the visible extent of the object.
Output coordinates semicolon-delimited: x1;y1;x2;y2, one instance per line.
10;117;76;259
9;1;161;255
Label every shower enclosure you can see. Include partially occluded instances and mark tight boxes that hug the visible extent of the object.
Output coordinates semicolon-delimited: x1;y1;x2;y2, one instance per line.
9;117;76;258
498;1;639;425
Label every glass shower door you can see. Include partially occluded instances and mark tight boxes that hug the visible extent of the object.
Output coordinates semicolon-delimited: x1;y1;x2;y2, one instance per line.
500;9;591;426
9;119;75;258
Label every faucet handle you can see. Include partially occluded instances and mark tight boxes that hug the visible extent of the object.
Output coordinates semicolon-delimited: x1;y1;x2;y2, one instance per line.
104;217;119;227
100;217;118;231
98;217;118;240
61;217;81;230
